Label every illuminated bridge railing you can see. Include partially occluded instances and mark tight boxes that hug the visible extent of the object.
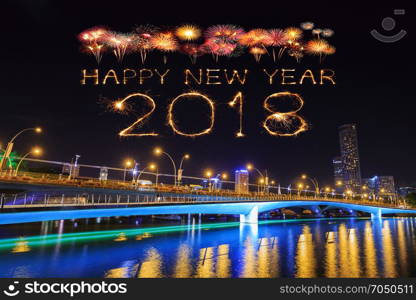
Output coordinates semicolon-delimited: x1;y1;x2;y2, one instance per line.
0;191;408;210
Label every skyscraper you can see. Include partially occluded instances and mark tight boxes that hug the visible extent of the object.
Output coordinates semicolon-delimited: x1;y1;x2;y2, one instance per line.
333;156;343;189
235;169;249;194
339;124;362;192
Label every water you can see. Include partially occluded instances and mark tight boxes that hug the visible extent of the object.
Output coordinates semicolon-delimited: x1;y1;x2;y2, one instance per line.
0;217;416;278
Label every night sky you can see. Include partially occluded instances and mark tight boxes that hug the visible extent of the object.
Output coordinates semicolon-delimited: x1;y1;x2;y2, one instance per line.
1;1;414;187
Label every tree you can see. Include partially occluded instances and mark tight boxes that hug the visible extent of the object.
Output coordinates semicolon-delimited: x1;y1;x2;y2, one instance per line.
405;193;416;207
0;151;19;169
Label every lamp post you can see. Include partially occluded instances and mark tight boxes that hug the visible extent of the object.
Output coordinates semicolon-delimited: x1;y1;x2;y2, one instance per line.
0;146;14;172
149;163;159;186
301;174;320;197
205;170;213;191
177;154;190;186
297;183;303;196
0;127;42;172
154;147;177;186
247;164;268;193
14;147;42;176
69;154;81;180
123;160;133;182
321;186;331;198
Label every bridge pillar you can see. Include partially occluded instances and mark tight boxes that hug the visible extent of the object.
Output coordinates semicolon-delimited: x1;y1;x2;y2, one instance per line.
371;208;382;220
240;206;258;224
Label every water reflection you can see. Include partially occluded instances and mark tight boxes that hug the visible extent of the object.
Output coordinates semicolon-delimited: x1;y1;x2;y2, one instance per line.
12;238;31;253
363;221;378;277
1;218;416;278
173;244;192;278
137;248;163;278
382;220;397;277
295;226;316;278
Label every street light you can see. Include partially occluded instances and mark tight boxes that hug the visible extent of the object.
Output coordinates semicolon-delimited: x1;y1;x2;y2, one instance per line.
205;169;213;191
0;127;42;171
136;163;157;185
297;183;303;196
14;147;42;176
205;170;213;178
345;189;353;199
300;174;320;197
178;153;190;185
149;163;159;186
246;163;268;193
123;159;133;182
154;147;177;186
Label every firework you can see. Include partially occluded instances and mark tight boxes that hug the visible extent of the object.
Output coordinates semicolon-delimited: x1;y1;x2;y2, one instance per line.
279;27;303;60
312;28;323;38
202;38;236;62
103;32;135;63
78;23;336;63
175;24;201;41
300;22;314;30
284;27;303;41
134;25;159;63
205;24;245;42
288;49;304;62
239;29;272;62
181;43;203;64
78;27;107;64
151;32;179;63
322;28;334;38
305;39;334;62
268;29;287;61
324;45;336;55
168;92;215;137
249;47;267;62
239;29;272;47
113;93;158;137
262;92;308;136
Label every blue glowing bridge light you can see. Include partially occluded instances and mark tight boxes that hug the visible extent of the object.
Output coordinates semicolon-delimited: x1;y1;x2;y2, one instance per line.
236;169;248;173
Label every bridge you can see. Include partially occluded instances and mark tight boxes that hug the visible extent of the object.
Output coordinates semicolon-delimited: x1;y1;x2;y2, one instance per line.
1;179;416;225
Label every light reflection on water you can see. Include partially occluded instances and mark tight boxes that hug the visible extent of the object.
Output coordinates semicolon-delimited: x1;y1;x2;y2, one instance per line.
1;218;416;278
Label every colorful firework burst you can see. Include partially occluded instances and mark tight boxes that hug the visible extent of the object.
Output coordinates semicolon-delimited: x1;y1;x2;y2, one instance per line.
202;38;237;62
305;39;335;61
312;28;323;38
300;22;315;30
103;32;135;62
134;25;159;63
205;24;245;43
175;24;201;41
78;27;107;64
181;43;204;63
151;32;178;52
239;29;272;47
151;32;179;63
284;27;303;41
322;28;334;37
249;46;267;62
268;29;287;61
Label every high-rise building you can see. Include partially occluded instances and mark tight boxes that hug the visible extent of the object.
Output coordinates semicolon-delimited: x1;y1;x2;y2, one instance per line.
235;169;249;194
339;124;362;192
375;176;395;194
333;156;343;189
364;175;395;196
